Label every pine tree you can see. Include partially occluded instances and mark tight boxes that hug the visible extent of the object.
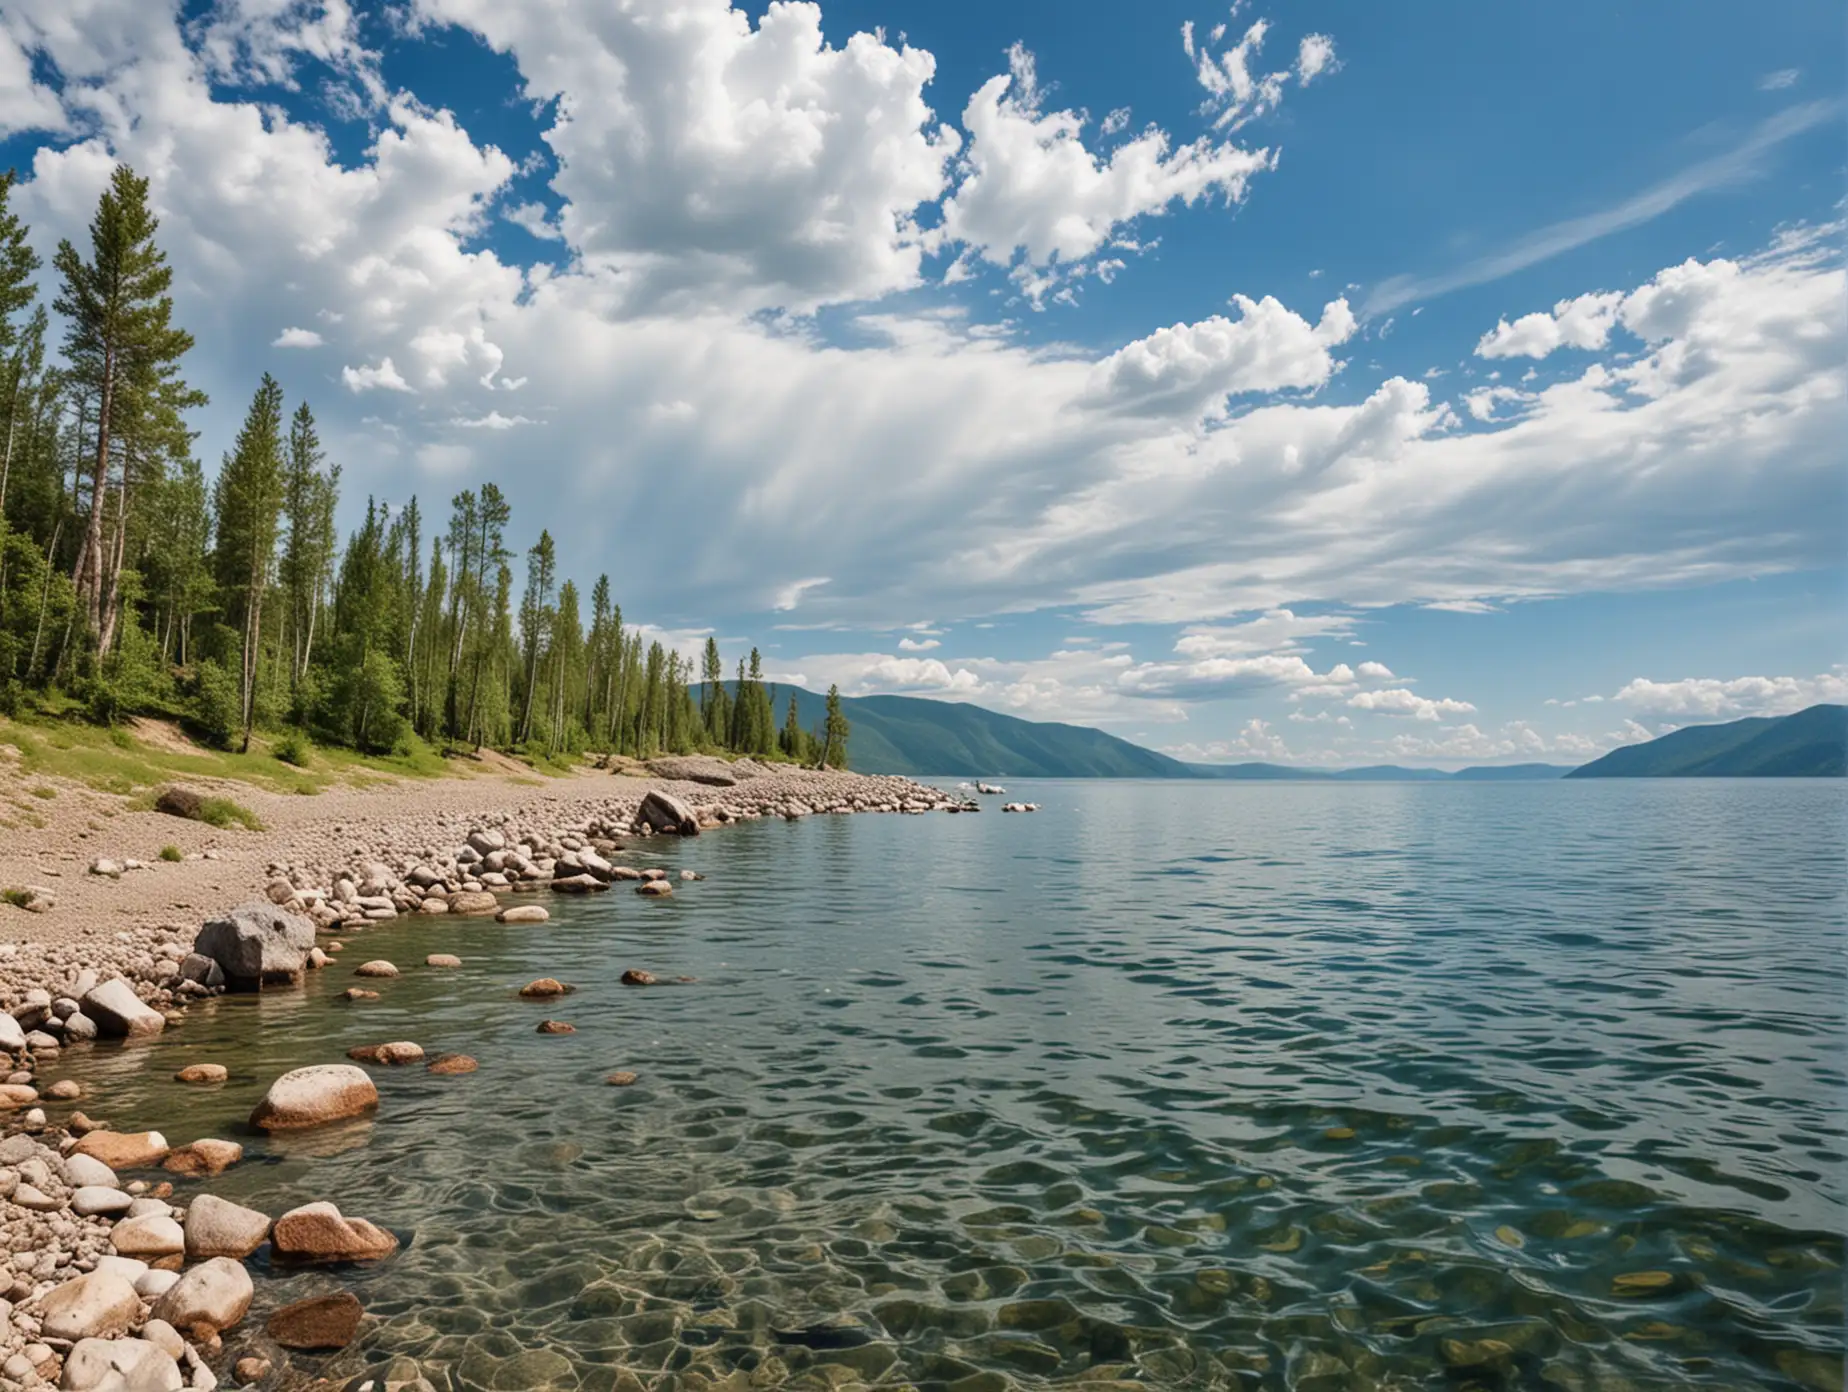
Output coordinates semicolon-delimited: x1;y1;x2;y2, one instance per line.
212;374;286;751
53;165;198;654
823;684;850;768
516;529;555;745
279;401;339;688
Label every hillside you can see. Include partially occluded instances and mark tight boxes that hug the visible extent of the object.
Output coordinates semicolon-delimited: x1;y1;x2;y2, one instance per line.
702;685;1198;778
1566;704;1847;778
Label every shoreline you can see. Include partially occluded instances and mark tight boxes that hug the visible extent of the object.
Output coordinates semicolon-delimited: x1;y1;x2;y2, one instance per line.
0;758;964;1391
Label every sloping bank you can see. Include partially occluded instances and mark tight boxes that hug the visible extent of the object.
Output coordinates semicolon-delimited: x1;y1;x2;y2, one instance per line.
0;761;964;1392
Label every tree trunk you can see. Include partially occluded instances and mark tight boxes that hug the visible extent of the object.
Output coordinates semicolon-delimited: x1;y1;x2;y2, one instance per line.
75;349;114;642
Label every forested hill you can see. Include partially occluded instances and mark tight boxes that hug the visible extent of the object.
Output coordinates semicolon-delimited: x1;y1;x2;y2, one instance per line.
704;685;1197;777
1566;705;1847;778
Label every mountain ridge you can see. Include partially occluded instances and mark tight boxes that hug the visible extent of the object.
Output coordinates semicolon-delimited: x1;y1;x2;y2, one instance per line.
1566;704;1846;778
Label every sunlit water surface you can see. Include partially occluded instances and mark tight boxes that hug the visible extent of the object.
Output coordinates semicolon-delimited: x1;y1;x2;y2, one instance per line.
65;780;1847;1391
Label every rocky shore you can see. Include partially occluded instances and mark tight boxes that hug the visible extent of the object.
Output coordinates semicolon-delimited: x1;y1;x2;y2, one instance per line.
0;759;965;1391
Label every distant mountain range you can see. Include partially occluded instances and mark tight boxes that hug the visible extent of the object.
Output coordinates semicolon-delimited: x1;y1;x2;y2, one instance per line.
720;686;1845;780
1566;704;1846;778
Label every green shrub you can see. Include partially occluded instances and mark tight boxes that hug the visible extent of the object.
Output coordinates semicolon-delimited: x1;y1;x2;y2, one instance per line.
158;844;183;862
274;730;312;767
28;785;55;800
197;796;263;831
190;659;241;749
0;888;30;909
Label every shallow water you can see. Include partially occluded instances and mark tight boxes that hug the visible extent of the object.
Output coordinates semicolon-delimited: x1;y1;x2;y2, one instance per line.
64;779;1847;1390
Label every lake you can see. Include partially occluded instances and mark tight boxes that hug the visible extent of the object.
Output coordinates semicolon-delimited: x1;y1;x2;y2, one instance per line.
66;779;1847;1390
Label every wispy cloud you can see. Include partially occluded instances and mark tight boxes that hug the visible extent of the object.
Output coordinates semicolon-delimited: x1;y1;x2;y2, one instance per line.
1364;100;1842;314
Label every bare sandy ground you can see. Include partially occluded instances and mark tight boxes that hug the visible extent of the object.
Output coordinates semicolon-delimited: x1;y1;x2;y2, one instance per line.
0;759;650;952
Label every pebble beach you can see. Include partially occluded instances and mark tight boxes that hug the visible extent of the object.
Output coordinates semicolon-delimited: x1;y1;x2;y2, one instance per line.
0;755;966;1392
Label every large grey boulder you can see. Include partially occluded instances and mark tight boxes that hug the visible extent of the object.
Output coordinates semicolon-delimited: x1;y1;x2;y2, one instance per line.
79;979;165;1038
635;789;700;836
193;903;316;989
645;755;737;787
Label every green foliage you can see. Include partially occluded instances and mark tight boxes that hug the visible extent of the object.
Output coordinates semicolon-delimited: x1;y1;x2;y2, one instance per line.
1;888;29;909
189;657;242;749
273;729;311;767
196;795;263;831
158;843;182;862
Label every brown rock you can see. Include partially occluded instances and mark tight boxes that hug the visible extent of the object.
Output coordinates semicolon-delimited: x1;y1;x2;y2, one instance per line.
620;969;657;986
536;1020;576;1035
270;1202;398;1263
549;873;606;894
346;1042;424;1066
424;953;462;968
606;1071;639;1087
67;1110;101;1134
446;890;499;916
0;1083;38;1110
496;904;549;924
163;1139;243;1177
234;1356;272;1383
265;1291;362;1351
249;1065;379;1131
339;988;380;1002
73;1129;170;1169
45;1079;82;1101
518;978;571;999
353;961;398;978
426;1053;478;1075
175;1063;228;1085
635;880;673;897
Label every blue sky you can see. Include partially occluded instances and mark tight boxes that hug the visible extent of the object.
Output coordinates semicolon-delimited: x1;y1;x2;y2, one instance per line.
1;0;1842;766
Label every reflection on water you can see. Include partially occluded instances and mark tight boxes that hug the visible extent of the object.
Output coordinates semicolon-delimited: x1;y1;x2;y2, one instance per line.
57;780;1848;1390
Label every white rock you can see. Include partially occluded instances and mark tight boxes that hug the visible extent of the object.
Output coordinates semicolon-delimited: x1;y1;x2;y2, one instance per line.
135;1269;181;1300
150;1257;252;1334
110;1212;185;1258
34;1270;141;1341
72;1185;133;1217
61;1337;184;1392
62;1154;117;1189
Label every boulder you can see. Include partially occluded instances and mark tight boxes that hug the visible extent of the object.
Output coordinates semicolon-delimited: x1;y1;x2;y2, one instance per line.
446;891;499;916
135;1270;180;1301
0;1082;38;1109
636;880;673;897
496;905;549;924
150;1256;253;1334
61;1338;184;1392
110;1213;185;1259
74;1130;170;1170
177;954;225;989
536;1020;575;1035
183;1194;271;1259
347;1042;423;1065
193;904;316;989
425;953;463;967
467;828;506;856
426;1053;478;1075
518;978;571;999
0;1012;26;1051
265;1291;363;1351
154;787;205;821
175;1063;228;1085
270;1202;399;1262
249;1065;379;1131
635;789;700;836
62;1153;118;1188
549;874;606;894
353;960;399;978
72;1185;134;1217
36;1270;142;1341
79;978;165;1038
163;1139;243;1177
644;755;738;787
606;1071;640;1087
